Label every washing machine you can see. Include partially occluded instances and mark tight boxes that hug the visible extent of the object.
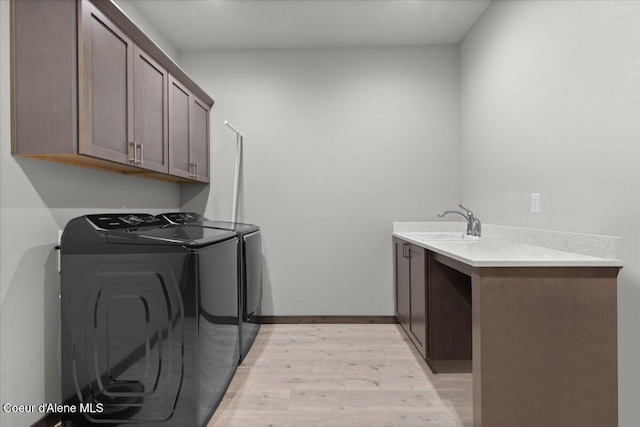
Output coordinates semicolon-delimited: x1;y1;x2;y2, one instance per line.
161;213;261;363
60;213;239;426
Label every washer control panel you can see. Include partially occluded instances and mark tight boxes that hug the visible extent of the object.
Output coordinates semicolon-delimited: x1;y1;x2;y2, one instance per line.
162;212;202;224
86;214;169;230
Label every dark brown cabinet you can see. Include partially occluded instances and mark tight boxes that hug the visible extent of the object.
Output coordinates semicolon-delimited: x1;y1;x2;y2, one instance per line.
190;97;210;183
169;77;210;183
394;239;620;426
132;46;169;173
393;238;428;359
394;237;472;371
11;0;213;183
79;1;134;166
394;239;411;331
409;245;427;358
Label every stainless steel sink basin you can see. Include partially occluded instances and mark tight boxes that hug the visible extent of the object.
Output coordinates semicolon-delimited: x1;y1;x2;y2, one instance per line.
404;232;480;241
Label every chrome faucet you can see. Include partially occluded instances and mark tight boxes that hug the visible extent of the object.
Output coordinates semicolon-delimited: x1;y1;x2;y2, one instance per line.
438;204;481;237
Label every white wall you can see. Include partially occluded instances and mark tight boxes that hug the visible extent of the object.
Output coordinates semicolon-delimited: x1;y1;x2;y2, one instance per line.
114;0;179;61
178;46;461;315
460;1;640;424
0;2;180;425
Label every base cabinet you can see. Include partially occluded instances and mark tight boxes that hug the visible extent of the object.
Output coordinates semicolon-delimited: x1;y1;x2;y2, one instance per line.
393;236;620;426
394;237;472;370
471;267;618;427
408;244;427;358
393;237;619;427
393;238;427;358
394;239;411;331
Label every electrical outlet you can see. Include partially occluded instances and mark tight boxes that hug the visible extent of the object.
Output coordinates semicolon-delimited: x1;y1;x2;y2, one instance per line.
531;193;540;212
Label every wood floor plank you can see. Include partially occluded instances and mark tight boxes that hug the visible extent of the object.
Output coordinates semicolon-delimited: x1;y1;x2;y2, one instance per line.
229;370;346;391
344;375;436;391
216;389;292;411
288;390;443;411
210;409;394;427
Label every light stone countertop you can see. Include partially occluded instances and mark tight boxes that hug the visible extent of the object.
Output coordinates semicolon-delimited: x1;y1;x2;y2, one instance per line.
393;222;623;268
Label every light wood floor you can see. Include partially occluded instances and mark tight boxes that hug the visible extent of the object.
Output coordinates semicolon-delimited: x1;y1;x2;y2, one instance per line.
207;324;472;427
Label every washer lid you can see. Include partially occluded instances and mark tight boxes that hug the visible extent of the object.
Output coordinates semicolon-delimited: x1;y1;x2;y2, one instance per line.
161;212;259;234
193;220;259;235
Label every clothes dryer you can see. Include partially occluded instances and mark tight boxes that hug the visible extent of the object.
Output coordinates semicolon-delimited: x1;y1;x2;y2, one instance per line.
161;213;261;362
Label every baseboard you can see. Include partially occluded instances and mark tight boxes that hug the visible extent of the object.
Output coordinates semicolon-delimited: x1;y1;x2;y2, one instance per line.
30;412;60;427
426;359;473;374
261;316;398;324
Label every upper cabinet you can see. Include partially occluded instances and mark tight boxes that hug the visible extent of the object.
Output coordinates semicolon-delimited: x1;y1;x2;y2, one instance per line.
11;0;213;183
132;46;170;174
79;2;135;166
168;77;210;183
189;97;210;183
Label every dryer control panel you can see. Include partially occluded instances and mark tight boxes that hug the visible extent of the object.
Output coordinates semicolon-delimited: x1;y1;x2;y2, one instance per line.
86;214;169;230
162;212;202;224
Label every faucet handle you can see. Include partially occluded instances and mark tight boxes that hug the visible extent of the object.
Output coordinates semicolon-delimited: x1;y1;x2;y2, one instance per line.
473;217;482;236
459;204;474;218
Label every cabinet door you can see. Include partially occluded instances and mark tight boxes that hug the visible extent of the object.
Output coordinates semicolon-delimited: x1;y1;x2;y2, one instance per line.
79;0;134;164
133;46;169;173
12;0;78;155
168;76;211;182
394;240;411;332
189;97;210;183
168;76;192;179
409;244;427;359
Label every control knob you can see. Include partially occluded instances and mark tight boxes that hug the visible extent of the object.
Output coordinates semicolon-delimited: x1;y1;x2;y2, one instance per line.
119;215;143;226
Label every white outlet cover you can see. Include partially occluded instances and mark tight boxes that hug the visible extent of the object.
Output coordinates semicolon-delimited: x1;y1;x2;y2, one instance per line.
531;193;540;212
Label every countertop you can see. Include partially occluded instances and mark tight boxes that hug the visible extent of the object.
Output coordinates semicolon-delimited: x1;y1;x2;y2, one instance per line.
393;223;623;268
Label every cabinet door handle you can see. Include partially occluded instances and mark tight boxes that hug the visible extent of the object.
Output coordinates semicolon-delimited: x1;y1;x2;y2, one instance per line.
402;243;410;258
193;163;198;179
128;141;136;164
136;143;143;165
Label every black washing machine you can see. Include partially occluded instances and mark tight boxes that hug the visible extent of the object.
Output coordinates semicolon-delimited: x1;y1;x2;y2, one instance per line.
161;213;261;363
60;213;239;426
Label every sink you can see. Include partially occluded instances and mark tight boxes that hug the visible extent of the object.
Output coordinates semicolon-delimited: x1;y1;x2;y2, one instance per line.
404;232;480;241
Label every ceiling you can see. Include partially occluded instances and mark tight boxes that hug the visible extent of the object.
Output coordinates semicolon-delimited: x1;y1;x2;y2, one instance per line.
128;0;492;51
